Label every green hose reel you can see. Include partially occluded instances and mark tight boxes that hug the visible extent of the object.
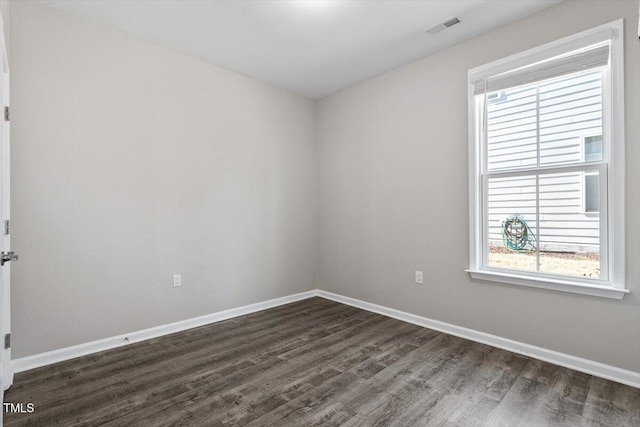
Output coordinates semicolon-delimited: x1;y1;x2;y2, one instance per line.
502;214;536;252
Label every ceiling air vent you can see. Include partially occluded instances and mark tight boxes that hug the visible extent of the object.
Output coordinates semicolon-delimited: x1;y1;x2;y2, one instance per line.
425;17;461;35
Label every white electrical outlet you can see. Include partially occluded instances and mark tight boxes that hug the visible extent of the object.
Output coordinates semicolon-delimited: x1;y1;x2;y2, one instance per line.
415;271;424;285
173;273;181;287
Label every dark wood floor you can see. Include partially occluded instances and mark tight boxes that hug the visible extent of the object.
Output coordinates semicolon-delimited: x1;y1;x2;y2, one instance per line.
4;297;640;426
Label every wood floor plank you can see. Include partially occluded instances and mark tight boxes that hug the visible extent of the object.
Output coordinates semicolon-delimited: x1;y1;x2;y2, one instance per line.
13;297;335;393
84;308;392;425
581;376;640;426
62;305;378;425
4;297;640;426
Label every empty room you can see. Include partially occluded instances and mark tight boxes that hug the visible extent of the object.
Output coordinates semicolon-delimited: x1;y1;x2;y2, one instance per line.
0;0;638;425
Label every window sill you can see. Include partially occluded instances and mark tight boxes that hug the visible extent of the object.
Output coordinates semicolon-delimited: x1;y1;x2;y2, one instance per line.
465;269;628;300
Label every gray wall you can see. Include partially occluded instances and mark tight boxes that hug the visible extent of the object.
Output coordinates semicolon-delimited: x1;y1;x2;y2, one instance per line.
317;0;640;373
11;2;317;358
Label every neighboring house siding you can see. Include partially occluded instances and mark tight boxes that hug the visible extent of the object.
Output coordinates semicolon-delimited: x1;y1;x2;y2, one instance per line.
487;70;601;253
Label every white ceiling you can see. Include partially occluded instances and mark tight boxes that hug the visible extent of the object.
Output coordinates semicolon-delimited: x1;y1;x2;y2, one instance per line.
39;0;561;99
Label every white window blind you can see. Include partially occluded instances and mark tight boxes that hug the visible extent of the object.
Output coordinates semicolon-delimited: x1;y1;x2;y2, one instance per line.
472;42;610;96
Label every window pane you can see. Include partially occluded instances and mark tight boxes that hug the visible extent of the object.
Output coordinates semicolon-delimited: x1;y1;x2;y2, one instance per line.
539;70;603;166
585;135;603;162
486;86;538;171
487;175;537;272
485;70;604;171
585;173;599;212
538;171;600;278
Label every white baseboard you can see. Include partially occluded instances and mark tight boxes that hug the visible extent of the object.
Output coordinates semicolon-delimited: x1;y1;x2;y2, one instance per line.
12;288;640;390
316;290;640;389
11;290;319;373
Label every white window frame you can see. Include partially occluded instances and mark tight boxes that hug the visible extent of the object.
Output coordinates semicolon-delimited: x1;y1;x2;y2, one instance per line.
466;20;627;300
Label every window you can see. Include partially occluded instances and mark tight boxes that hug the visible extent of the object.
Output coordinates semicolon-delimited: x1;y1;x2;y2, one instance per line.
467;20;626;299
584;135;603;213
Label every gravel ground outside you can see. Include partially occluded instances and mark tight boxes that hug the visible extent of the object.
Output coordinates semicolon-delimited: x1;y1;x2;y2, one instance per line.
488;246;600;279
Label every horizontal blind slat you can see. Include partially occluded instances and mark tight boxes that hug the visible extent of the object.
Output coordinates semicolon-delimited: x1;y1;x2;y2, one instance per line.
473;43;609;95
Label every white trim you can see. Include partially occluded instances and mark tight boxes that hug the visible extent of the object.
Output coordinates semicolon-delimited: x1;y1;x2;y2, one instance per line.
11;289;640;389
316;290;640;389
468;93;483;272
466;269;627;300
486;162;606;179
11;290;319;373
606;18;625;292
